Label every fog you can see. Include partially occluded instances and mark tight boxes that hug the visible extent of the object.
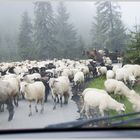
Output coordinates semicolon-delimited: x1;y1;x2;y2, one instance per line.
0;1;140;45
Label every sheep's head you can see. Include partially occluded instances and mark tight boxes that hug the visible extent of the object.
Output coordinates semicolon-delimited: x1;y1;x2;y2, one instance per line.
48;78;58;88
129;75;136;88
117;103;126;114
20;82;28;96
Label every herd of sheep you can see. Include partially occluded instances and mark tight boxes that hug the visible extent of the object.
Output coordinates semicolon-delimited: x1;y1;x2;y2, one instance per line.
0;57;140;124
81;64;140;119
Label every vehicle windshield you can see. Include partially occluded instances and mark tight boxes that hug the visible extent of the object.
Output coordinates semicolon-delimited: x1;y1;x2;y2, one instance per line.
0;0;140;130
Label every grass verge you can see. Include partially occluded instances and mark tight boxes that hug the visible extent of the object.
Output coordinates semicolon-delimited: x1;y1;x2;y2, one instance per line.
87;76;140;125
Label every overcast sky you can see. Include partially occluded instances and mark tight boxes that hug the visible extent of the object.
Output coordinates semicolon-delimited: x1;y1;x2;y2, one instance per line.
0;1;140;45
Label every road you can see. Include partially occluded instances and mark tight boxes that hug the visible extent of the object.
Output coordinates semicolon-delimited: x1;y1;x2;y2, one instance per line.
0;94;79;130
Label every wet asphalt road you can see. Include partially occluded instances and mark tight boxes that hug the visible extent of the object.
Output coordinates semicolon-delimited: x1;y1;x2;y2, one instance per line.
0;94;79;130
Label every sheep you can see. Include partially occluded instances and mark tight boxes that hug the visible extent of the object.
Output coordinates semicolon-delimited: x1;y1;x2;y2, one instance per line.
61;68;73;82
33;76;50;102
2;77;20;107
82;88;108;97
97;66;107;76
76;88;108;115
7;66;25;75
80;89;125;119
128;75;136;89
123;64;140;78
20;81;45;116
106;70;115;79
127;92;140;112
103;57;112;65
0;80;14;121
104;79;135;100
117;57;123;63
45;69;56;78
3;74;17;79
73;71;84;92
98;50;105;56
112;65;122;73
49;76;71;109
115;68;136;88
80;66;90;79
22;73;41;83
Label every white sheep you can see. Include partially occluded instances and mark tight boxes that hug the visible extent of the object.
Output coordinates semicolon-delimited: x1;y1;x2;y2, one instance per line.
115;68;136;88
123;64;140;78
80;89;125;118
112;65;122;73
98;50;105;56
98;66;107;76
22;73;41;83
0;80;14;121
104;79;133;98
106;70;115;79
2;77;20;107
73;71;84;91
20;81;45;116
3;74;17;79
49;76;71;109
127;92;140;112
80;66;90;79
117;57;123;63
61;68;73;81
82;88;108;97
104;57;112;65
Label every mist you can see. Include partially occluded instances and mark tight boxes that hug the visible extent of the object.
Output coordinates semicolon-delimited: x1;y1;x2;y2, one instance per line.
0;1;140;61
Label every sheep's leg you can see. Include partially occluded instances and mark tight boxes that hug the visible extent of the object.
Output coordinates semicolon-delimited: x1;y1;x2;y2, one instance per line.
40;99;44;114
64;94;69;104
14;95;18;107
80;102;85;118
0;104;4;112
105;111;110;126
56;95;59;103
75;84;78;93
64;94;66;104
60;96;62;107
89;108;93;118
53;97;57;110
16;96;19;107
29;101;32;117
35;100;38;113
78;84;80;92
85;105;90;119
80;82;83;91
99;107;104;118
6;98;14;121
16;94;19;106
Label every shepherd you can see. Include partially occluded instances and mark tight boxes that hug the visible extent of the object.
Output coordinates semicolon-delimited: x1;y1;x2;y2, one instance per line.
83;49;104;65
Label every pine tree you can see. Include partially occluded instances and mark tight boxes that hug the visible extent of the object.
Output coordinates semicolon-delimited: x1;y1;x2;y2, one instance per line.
18;11;33;60
92;1;126;51
34;1;56;59
55;2;77;58
91;8;106;49
124;25;140;64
